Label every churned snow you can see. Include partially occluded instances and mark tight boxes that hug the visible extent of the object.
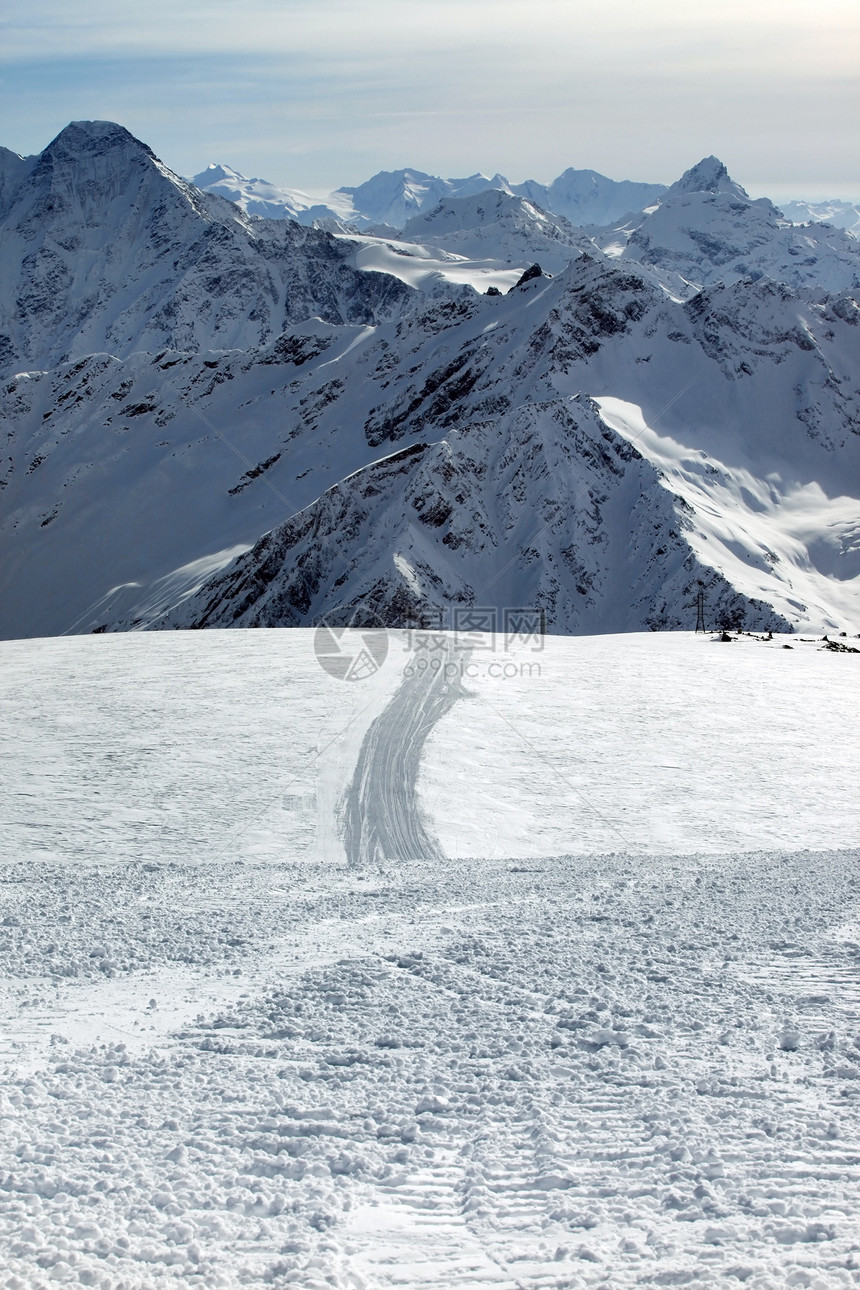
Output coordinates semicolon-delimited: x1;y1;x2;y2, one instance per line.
2;628;860;1288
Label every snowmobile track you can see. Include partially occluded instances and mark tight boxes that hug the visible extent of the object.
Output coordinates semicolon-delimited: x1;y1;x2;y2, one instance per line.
342;641;469;866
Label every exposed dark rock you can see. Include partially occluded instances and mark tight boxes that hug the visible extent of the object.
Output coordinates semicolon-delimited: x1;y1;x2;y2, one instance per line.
511;263;544;290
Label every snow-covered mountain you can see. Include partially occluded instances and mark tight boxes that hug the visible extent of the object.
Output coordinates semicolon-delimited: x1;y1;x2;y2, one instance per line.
3;254;858;638
398;191;593;275
188;151;860;303
335;168;514;230
188;162;360;227
1;125;858;641
592;157;860;298
513;168;666;227
190;164;514;231
192;162;666;232
143;257;858;637
155;392;788;637
0;122;411;377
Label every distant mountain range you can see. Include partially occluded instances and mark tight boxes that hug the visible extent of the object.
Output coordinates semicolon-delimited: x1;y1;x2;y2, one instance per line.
190;159;860;240
1;121;857;641
189;162;667;232
778;198;860;238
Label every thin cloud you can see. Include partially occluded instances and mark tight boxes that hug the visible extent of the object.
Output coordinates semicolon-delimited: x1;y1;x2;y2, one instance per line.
5;0;857;69
1;1;857;198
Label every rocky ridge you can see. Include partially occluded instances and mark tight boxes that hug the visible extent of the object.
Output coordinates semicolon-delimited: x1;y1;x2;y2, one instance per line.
0;124;858;640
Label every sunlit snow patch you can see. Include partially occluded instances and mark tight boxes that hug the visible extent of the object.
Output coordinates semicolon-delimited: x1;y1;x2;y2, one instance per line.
393;552;423;596
593;396;860;632
340;233;525;294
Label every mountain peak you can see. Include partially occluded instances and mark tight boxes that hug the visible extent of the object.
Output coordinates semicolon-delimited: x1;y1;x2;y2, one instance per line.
338;167;435;198
44;120;154;162
669;156;748;199
191;162;247;187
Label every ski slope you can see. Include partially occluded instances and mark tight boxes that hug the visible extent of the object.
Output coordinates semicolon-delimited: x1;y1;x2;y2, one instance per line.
2;628;860;1287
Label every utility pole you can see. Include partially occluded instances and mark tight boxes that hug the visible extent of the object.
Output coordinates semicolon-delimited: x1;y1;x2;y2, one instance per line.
685;582;707;632
695;588;706;633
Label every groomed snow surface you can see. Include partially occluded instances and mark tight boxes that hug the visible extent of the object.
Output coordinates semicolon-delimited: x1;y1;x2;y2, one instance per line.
1;629;859;1289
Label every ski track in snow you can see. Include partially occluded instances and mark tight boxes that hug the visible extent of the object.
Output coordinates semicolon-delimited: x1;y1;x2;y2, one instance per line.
342;641;469;868
1;630;860;1289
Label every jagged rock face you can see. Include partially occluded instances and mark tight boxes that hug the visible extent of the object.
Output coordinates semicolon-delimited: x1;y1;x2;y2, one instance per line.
1;129;858;640
157;399;789;635
1;251;846;639
667;156;744;198
0;121;412;376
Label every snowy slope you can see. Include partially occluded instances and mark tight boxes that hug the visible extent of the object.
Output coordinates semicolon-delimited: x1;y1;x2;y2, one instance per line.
2;628;860;1288
592;157;860;298
332;192;591;299
398;191;593;275
1;126;859;641
339;231;526;296
0;122;412;376
2;247;859;639
3;627;858;878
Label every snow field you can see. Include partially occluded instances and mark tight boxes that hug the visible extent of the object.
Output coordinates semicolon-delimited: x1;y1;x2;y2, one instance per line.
344;235;524;296
420;631;860;858
1;629;859;1287
0;630;401;870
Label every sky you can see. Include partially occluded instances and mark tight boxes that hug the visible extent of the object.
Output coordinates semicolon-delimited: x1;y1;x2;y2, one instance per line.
2;0;859;201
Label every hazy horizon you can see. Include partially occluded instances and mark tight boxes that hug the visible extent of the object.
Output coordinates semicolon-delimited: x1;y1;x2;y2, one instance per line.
3;119;860;210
